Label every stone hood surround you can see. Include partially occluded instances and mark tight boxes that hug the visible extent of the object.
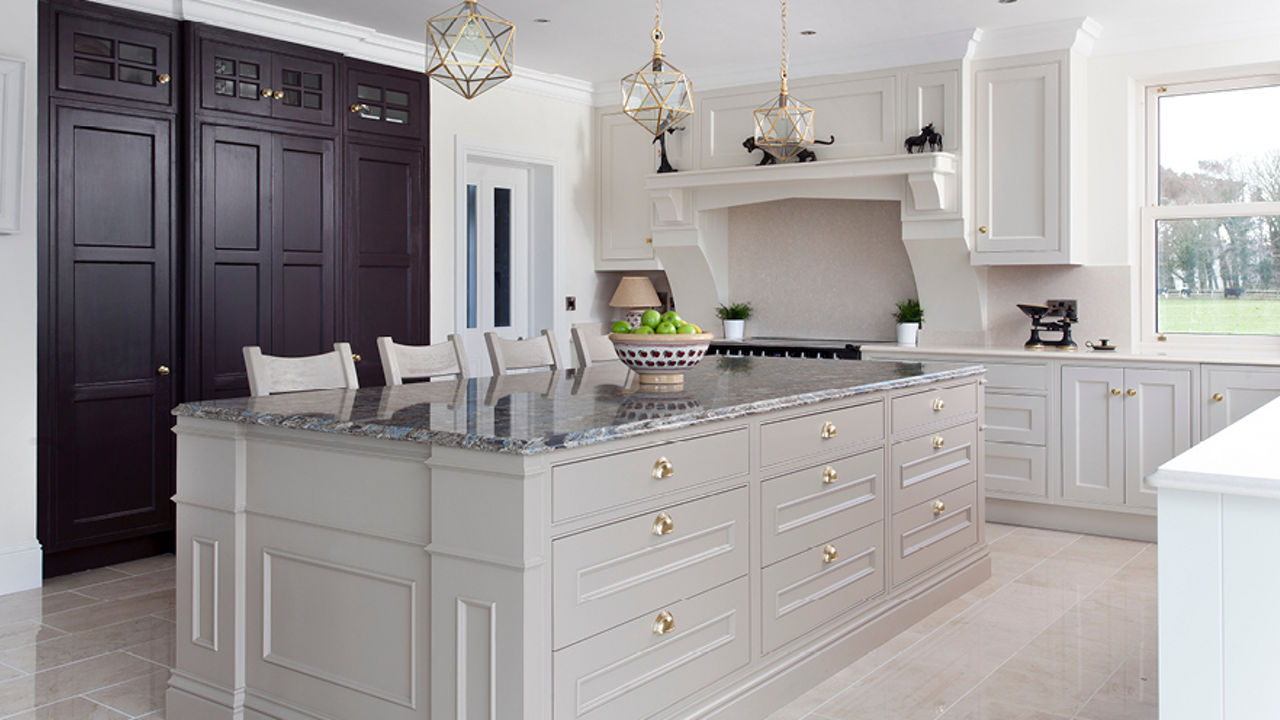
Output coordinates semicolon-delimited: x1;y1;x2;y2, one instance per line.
645;151;988;342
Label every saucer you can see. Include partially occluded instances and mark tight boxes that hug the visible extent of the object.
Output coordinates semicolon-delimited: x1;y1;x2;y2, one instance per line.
1089;345;1117;351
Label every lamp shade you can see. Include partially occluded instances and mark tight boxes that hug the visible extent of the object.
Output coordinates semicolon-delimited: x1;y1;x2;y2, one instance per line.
609;276;662;308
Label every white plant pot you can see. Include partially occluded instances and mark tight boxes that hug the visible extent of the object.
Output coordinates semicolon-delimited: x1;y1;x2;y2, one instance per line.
896;323;919;347
723;319;746;341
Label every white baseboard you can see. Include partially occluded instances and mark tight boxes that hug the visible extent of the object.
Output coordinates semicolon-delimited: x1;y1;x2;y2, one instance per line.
0;542;42;596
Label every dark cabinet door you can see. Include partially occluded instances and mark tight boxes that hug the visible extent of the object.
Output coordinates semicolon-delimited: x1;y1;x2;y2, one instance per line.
344;142;428;388
199;39;274;119
272;53;336;127
55;9;177;106
272;134;337;358
49;106;176;549
345;64;425;140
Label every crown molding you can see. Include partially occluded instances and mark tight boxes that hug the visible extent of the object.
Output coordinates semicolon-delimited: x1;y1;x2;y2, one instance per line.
89;0;596;105
972;17;1103;60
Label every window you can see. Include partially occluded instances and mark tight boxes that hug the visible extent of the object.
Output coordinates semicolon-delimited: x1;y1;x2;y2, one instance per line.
1143;76;1280;343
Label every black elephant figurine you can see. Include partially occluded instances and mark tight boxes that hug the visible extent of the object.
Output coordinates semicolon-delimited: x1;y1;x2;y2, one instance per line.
904;123;943;153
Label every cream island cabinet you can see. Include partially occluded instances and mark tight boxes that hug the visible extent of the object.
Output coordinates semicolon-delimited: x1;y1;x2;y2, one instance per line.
166;358;988;720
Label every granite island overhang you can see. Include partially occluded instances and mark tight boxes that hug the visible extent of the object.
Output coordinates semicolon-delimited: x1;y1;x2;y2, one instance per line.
166;357;990;720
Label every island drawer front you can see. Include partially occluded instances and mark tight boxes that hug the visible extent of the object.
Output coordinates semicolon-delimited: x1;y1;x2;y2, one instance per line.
891;383;977;436
761;522;885;654
986;442;1048;497
985;392;1046;445
760;400;884;468
890;422;978;512
553;576;750;720
552;428;749;522
983;362;1048;391
891;483;979;587
553;488;749;649
761;448;885;566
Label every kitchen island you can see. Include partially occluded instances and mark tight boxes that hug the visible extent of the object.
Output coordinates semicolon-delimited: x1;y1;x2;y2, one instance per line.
167;357;988;720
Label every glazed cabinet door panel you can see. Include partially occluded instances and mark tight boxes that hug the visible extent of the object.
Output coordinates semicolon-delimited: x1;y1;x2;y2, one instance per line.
1123;368;1192;509
1061;365;1125;506
1203;366;1280;438
199;39;274;119
270;53;335;126
49;107;176;548
344;63;425;140
55;8;177;106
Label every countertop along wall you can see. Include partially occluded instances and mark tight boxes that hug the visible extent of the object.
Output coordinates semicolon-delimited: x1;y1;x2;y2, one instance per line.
0;0;41;594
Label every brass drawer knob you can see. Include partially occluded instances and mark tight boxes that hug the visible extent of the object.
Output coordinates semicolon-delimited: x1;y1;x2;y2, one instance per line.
820;421;838;439
821;466;838;484
651;457;674;480
652;610;675;635
156;365;171;376
978;225;988;234
1127;388;1137;397
1213;392;1224;402
1111;388;1122;396
822;544;838;564
931;397;946;411
261;87;274;98
932;435;945;449
933;499;946;517
651;511;674;536
157;73;171;85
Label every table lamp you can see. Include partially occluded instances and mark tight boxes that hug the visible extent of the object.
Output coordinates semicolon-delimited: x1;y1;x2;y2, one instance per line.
609;276;662;329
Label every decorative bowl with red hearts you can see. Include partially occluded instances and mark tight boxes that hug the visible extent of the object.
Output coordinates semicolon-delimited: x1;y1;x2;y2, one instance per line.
608;332;714;386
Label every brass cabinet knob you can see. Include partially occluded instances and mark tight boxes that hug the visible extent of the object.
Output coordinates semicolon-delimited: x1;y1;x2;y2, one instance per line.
932;435;945;449
821;466;838;484
933;499;946;516
352;354;362;363
652;610;675;635
1127;388;1137;397
651;456;674;480
651;511;674;536
822;544;838;564
645;237;653;244
1111;388;1122;396
350;103;363;113
978;226;988;234
273;90;284;100
932;397;946;411
156;365;171;376
1213;392;1224;402
261;88;274;98
157;73;171;85
820;421;838;439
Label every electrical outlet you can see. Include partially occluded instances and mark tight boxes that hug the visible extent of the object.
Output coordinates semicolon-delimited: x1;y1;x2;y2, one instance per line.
565;296;576;311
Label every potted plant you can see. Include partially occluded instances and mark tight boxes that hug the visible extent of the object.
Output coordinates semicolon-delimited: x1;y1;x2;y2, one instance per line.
892;298;923;346
715;302;753;341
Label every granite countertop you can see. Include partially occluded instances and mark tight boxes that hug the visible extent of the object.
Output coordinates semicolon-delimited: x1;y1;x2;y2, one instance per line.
173;357;983;455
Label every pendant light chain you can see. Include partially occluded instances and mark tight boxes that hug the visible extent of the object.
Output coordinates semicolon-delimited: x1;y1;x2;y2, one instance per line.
652;0;665;56
780;0;789;91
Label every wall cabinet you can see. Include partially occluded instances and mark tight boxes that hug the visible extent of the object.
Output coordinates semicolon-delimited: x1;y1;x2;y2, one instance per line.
1202;365;1280;438
52;6;177;107
343;59;425;141
195;33;336;126
595;109;658;268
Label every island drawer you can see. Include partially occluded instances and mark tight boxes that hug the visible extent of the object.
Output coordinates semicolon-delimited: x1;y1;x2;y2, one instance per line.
890;422;978;512
553;487;749;649
983;361;1048;391
761;448;884;566
985;392;1046;445
891;383;977;436
760;399;884;468
761;522;884;654
552;428;748;522
553;576;750;720
986;442;1047;497
891;483;979;587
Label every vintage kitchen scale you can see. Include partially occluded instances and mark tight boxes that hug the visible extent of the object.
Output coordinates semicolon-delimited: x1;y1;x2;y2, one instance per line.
1017;300;1079;350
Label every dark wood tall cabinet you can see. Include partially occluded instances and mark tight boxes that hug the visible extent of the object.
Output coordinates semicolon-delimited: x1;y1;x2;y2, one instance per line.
39;1;430;575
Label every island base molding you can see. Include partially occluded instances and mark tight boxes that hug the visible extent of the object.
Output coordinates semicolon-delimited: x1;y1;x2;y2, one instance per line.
987;498;1156;542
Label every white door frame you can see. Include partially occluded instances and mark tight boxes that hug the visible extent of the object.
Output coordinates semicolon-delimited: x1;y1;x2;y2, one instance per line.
454;137;562;373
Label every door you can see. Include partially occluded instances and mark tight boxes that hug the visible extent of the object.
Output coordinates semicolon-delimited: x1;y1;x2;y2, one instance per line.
1123;368;1192;509
49;106;176;549
598;111;656;263
1061;365;1125;505
344;64;426;140
458;162;531;376
344;142;428;387
55;9;177;106
272;134;337;359
1203;366;1280;437
271;52;335;126
199;38;274;119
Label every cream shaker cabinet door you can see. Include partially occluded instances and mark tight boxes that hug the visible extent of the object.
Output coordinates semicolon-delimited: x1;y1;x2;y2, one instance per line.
973;62;1061;256
1123;368;1192;509
1203;366;1280;438
597;111;657;265
1061;365;1126;506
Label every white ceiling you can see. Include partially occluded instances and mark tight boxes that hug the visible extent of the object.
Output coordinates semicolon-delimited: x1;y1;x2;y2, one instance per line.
265;0;1280;88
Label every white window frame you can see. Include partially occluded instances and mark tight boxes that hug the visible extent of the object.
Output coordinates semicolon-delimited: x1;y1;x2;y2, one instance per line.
1139;73;1280;352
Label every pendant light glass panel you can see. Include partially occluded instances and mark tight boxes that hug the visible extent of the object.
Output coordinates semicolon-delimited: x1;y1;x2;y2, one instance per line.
426;0;515;99
754;90;815;162
620;4;694;137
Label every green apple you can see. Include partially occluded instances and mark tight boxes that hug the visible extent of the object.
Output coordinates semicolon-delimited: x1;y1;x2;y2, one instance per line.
632;325;655;334
677;324;697;334
611;320;632;334
660;311;682;326
640;309;661;328
655;322;677;334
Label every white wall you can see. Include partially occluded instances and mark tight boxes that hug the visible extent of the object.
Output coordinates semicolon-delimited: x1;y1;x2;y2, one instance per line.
0;0;42;595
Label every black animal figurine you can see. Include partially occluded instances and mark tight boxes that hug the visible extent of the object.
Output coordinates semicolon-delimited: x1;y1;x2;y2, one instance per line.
653;125;684;173
743;135;835;165
904;124;943;153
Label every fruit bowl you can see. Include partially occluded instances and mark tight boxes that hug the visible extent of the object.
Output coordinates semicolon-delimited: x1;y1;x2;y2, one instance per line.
609;332;714;386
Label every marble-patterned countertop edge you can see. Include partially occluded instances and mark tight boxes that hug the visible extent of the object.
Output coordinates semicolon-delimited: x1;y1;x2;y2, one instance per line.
174;364;984;456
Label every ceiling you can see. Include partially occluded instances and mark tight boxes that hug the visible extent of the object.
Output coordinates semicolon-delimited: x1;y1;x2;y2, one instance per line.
265;0;1280;88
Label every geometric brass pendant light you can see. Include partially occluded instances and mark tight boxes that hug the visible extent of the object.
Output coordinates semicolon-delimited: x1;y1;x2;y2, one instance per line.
620;0;695;137
426;0;516;99
752;0;815;162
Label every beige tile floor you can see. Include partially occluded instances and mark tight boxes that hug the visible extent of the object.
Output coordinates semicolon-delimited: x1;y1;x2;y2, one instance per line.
0;523;1155;720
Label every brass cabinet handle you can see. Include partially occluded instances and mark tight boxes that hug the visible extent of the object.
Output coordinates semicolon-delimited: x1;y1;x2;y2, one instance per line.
1213;392;1224;402
261;88;274;98
933;499;946;517
651;511;674;536
822;544;838;564
820;421;838;439
1111;388;1122;396
978;226;988;234
352;354;362;363
1127;388;1137;397
821;466;838;484
350;103;363;113
652;610;675;635
156;365;171;376
273;90;285;100
157;73;171;85
651;457;674;480
932;397;946;411
932;435;945;449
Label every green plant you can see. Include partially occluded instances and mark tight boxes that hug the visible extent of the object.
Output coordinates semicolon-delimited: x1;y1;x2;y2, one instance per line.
892;298;923;325
715;302;753;321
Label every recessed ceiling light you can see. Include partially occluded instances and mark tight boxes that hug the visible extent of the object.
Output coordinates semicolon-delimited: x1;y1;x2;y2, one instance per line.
533;17;551;23
998;0;1017;4
800;29;817;35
